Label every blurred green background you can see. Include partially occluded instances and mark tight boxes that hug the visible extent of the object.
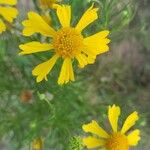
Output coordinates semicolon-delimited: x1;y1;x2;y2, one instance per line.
0;0;149;149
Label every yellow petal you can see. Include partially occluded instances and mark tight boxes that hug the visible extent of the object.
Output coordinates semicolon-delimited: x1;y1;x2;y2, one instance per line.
58;58;75;85
19;41;53;55
83;30;110;56
68;59;75;81
22;11;56;37
82;120;109;138
83;136;105;149
0;0;17;5
56;5;71;27
127;129;141;146
84;30;109;42
0;19;6;33
32;54;59;82
0;7;18;22
108;105;121;132
121;111;139;134
76;53;95;68
75;4;98;32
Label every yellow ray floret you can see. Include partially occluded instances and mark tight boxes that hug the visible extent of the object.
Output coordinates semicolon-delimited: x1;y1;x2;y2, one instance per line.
22;12;56;37
58;58;75;84
0;0;17;5
127;129;141;146
19;42;53;55
82;105;141;150
75;4;98;32
56;5;71;27
83;136;105;149
0;19;6;33
32;54;59;82
19;4;110;84
0;0;18;33
108;104;121;132
82;120;109;138
121;111;139;134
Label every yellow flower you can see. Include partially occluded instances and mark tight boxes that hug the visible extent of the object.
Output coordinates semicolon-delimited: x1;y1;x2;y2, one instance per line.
19;4;110;84
0;0;18;33
82;105;141;150
31;137;44;150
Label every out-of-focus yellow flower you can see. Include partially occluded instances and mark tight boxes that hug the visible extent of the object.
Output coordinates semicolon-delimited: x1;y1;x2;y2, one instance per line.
82;105;141;150
39;0;60;9
0;0;18;33
31;137;44;150
19;4;110;85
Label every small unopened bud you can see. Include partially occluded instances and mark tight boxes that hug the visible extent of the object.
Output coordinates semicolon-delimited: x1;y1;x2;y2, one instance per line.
20;90;33;103
31;137;44;150
68;136;83;150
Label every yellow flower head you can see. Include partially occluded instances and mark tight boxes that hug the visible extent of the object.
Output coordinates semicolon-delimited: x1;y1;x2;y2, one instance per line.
19;4;110;85
0;0;18;33
82;105;141;150
31;137;44;150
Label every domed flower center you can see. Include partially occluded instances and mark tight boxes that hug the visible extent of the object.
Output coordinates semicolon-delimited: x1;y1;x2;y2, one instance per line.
106;133;129;150
53;27;84;58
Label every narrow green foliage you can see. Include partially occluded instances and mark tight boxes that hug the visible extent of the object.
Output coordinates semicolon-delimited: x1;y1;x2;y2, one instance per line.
0;0;149;149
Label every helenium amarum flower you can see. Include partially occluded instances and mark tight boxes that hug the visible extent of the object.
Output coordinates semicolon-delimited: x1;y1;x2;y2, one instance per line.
82;105;141;150
19;4;110;85
0;0;18;33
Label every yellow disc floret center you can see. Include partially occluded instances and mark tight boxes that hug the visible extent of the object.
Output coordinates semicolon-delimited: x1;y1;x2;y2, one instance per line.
106;133;129;150
53;27;84;58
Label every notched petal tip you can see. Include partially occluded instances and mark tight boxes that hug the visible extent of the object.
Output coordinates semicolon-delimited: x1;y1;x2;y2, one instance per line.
82;120;96;132
108;104;120;110
82;120;109;138
75;3;99;32
32;55;59;83
128;129;141;146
